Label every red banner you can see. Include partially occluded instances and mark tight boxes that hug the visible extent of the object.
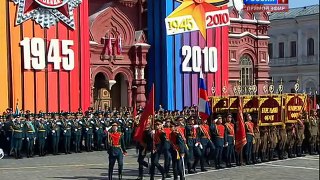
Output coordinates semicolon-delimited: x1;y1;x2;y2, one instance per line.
258;95;283;126
243;96;259;113
211;97;229;113
284;94;307;123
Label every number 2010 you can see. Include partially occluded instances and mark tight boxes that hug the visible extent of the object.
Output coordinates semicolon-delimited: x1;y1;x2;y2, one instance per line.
20;37;74;71
182;45;218;73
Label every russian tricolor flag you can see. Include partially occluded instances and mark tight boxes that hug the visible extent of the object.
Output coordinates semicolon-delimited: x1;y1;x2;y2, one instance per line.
198;72;211;120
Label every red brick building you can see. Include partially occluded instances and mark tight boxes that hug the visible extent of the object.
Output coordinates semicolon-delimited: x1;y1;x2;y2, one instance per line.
89;0;270;109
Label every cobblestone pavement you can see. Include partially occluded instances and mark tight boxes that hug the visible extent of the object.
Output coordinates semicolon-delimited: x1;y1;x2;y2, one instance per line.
0;149;318;180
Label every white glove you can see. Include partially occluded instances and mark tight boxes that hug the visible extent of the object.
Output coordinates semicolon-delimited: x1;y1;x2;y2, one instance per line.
86;128;89;131
193;125;199;128
45;137;47;139
52;130;55;133
64;130;67;133
151;130;155;134
195;142;199;147
6;137;9;141
96;127;99;130
199;144;203;149
75;129;78;132
68;122;72;125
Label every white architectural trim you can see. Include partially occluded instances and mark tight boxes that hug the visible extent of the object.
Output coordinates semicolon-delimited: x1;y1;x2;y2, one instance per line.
229;32;270;39
230;18;270;24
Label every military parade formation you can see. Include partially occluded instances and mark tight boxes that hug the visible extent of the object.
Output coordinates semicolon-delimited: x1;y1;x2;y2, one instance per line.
0;103;319;180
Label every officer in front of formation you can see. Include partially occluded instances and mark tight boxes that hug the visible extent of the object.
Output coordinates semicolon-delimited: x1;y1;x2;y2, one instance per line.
107;121;127;180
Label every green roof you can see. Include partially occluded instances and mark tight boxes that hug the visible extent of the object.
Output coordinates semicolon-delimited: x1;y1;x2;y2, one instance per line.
269;4;319;20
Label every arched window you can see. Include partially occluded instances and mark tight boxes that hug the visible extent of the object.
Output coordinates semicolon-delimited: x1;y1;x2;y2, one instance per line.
240;55;253;95
307;38;314;56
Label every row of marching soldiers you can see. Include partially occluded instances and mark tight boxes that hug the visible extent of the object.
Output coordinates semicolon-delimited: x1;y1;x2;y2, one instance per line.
133;108;319;180
0;108;135;159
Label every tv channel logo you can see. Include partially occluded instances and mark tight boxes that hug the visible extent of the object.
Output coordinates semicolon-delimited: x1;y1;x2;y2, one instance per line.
244;0;278;5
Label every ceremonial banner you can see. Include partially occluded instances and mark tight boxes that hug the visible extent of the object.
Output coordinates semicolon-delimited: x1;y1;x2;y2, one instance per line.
284;93;307;123
258;95;283;126
229;96;239;111
243;96;259;113
0;0;90;112
211;96;229;113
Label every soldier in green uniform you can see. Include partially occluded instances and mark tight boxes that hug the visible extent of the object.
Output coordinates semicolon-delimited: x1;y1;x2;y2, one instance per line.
295;113;305;157
36;114;48;156
107;121;127;180
83;112;94;152
286;123;296;158
268;125;278;161
73;113;83;153
3;114;14;156
260;126;269;162
94;112;104;151
51;113;62;155
12;114;24;159
25;114;36;158
309;110;319;155
278;124;287;159
62;113;72;154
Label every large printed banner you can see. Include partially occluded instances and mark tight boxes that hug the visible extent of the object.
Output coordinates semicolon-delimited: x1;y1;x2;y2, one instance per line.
258;95;283;126
0;0;90;112
147;0;229;110
284;93;307;123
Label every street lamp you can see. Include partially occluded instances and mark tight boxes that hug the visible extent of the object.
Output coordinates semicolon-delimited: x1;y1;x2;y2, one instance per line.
278;78;284;94
269;78;275;94
263;81;269;94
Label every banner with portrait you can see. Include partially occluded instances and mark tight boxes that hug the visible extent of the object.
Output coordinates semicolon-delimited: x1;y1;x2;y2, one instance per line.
258;95;283;126
284;93;307;123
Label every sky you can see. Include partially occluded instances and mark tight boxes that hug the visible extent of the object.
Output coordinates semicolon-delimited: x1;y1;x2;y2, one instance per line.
289;0;319;8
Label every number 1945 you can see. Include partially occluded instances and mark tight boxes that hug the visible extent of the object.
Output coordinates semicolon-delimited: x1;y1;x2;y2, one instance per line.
20;37;75;71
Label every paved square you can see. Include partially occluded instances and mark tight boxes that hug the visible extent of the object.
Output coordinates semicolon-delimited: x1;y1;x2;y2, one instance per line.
0;149;318;180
